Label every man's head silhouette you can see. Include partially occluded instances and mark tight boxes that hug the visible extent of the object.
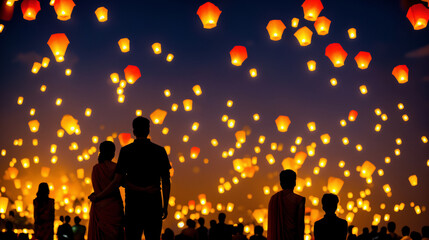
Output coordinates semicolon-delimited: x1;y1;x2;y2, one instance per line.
280;169;296;190
133;117;150;138
321;193;339;215
218;213;226;224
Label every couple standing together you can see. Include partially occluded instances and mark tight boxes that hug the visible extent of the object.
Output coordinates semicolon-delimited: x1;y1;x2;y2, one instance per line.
88;117;171;240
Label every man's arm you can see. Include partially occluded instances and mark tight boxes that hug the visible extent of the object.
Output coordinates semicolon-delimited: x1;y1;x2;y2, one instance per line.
298;197;306;240
90;173;123;202
161;174;170;220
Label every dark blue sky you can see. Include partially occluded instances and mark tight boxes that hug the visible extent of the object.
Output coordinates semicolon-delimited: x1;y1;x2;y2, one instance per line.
1;0;428;234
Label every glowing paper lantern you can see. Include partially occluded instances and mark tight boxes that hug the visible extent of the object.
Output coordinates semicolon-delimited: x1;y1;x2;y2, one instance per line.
190;147;200;159
348;110;358;122
118;133;133;147
249;68;257;77
28;120;40;133
152;42;162;54
354;51;372;69
95;7;108;22
275;115;291;132
193;85;202;96
77;168;84;179
359;85;368;94
294;151;307;166
294;26;313;46
166;53;174;62
314;16;331;35
32;62;42;74
21;0;41;21
320;134;330;144
53;0;75;21
301;0;324;21
327;177;344;194
307;60;316;71
392;65;409;84
325;43;348;67
118;38;130;53
8;167;18;179
360;161;376;178
150;109;167;125
230;46;248;66
235;130;246;144
60;114;79;135
196;2;222;29
291;18;299;28
183;99;193;111
406;4;429;30
0;24;4;33
266;20;286;41
408;175;418;186
47;33;70;62
307;122;316;131
0;197;8;213
124;65;141;84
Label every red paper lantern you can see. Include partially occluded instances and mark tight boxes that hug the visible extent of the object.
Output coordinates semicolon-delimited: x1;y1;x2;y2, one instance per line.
325;43;348;67
406;4;429;30
348;110;358;122
21;0;40;21
53;0;75;21
392;65;409;84
354;51;372;69
124;65;141;84
230;46;247;66
197;2;221;29
314;16;331;35
301;0;324;21
47;33;70;62
118;133;133;147
266;20;286;41
190;147;200;159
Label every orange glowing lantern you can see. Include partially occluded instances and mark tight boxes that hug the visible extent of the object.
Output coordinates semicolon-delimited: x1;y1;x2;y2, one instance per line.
95;7;108;22
360;161;376;178
301;0;324;21
392;65;409;84
152;42;162;54
325;43;348;67
183;99;193;111
348;110;358;122
41;167;50;178
348;28;357;39
314;16;331;35
275;115;291;132
42;57;50;68
294;26;313;46
8;167;18;179
235;130;246;144
60;114;79;135
150;109;167;125
291;18;299;28
28;120;40;133
266;20;286;41
230;46;248;66
47;33;70;62
193;85;202;96
294;151;307;166
327;177;344;194
32;62;42;74
406;4;429;30
354;51;372;69
124;65;141;84
118;133;133;147
0;197;8;213
21;0;41;21
196;2;222;29
53;0;75;21
307;60;316;71
118;38;130;53
320;134;330;144
408;175;418;186
190;147;200;159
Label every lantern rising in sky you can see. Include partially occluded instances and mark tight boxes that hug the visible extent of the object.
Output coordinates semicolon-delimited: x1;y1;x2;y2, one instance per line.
406;4;429;30
95;7;108;22
325;43;348;67
150;109;167;125
190;147;200;159
348;110;358;122
294;26;313;46
314;16;331;35
196;2;222;29
118;38;130;53
152;42;162;54
275;115;291;132
392;65;409;84
301;0;324;21
348;28;357;39
20;0;41;21
266;20;286;41
47;33;70;62
53;0;75;21
327;177;344;194
230;46;248;66
354;51;372;69
124;65;141;84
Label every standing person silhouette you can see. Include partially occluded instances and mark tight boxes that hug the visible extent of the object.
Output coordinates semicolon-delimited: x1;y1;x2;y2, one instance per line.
267;170;305;240
90;117;171;240
33;182;55;240
314;193;348;240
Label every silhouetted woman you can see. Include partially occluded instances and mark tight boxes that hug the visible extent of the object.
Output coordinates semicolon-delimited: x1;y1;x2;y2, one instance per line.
88;141;125;240
33;182;55;240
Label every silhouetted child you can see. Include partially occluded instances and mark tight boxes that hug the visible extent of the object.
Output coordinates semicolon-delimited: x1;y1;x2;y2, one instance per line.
314;193;347;240
388;222;401;240
401;226;412;240
197;217;209;240
57;215;74;240
72;216;86;240
2;221;18;240
209;219;217;240
181;219;198;240
232;223;248;240
422;226;429;240
249;226;267;240
347;225;357;240
162;228;175;240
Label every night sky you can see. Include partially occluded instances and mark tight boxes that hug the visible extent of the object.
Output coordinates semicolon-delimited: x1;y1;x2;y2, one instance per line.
1;0;429;235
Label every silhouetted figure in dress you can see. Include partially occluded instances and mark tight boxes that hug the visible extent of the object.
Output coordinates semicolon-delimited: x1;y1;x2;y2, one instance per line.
197;217;209;240
57;215;74;240
232;223;248;240
347;225;357;240
410;232;422;240
209;219;217;240
91;117;171;240
33;182;54;240
88;141;124;240
249;226;267;240
422;226;429;240
2;221;18;240
213;213;233;240
72;216;86;240
358;228;370;240
268;170;305;240
162;228;175;240
314;193;347;240
388;222;401;240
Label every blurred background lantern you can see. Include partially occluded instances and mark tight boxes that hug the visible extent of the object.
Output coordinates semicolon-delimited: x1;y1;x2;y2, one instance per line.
275;115;291;132
20;0;40;21
124;65;141;84
118;38;130;53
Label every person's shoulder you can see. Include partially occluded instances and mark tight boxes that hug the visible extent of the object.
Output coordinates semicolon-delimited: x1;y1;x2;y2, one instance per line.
148;141;166;151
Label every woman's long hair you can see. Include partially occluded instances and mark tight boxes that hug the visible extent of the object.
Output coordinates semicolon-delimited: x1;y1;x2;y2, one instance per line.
98;141;115;163
36;182;50;202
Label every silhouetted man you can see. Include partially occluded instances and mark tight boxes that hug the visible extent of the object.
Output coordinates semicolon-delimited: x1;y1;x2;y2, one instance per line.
358;228;370;240
314;193;348;240
197;217;209;240
214;213;233;240
387;222;401;240
92;117;171;240
347;225;357;240
268;170;305;240
249;226;267;240
422;226;429;240
72;216;86;240
401;226;412;240
57;215;73;240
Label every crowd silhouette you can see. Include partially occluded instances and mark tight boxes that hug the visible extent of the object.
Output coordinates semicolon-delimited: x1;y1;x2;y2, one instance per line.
1;117;428;240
